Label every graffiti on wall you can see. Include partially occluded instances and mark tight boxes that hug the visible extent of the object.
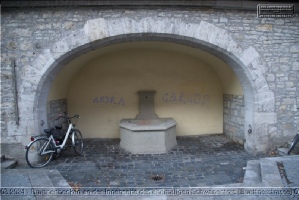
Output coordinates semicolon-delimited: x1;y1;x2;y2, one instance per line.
93;96;125;106
162;92;209;105
92;92;209;107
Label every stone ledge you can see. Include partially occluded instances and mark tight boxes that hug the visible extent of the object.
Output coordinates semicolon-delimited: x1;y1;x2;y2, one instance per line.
1;159;18;169
119;118;177;131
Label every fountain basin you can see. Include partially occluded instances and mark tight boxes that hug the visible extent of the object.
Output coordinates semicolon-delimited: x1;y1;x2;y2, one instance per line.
119;118;177;154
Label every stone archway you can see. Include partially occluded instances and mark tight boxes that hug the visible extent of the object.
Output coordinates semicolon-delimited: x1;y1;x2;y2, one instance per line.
19;17;275;154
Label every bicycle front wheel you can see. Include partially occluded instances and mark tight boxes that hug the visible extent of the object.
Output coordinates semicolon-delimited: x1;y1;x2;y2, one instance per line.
72;129;84;156
25;138;54;168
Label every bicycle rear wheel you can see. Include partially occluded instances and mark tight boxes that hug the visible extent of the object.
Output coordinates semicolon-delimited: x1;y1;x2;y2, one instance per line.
25;138;54;168
72;129;84;156
287;134;299;154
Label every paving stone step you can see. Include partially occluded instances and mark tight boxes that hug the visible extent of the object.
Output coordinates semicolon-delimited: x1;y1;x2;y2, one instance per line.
239;156;296;188
2;169;72;200
227;159;264;188
46;169;71;188
28;170;56;188
2;169;71;188
242;160;262;185
1;155;18;169
260;158;283;187
1;159;18;169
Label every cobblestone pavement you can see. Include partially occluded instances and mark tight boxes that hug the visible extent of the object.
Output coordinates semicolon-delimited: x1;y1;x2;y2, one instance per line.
17;134;263;188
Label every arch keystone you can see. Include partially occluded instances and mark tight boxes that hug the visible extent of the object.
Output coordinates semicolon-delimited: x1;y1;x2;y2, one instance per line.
84;18;109;41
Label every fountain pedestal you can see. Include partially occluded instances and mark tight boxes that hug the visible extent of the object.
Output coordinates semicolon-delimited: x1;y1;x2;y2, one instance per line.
119;91;177;154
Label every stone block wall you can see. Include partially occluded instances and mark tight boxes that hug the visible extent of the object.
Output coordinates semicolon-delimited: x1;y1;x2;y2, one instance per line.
47;99;68;129
223;94;245;145
0;3;298;155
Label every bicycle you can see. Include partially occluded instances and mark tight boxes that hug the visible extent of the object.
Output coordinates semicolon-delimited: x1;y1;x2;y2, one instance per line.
288;134;299;155
25;113;84;168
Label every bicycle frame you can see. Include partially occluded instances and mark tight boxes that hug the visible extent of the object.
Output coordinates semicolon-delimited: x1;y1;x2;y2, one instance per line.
31;122;75;155
56;122;74;150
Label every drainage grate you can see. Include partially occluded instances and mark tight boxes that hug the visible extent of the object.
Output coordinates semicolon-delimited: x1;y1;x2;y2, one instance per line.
150;174;165;182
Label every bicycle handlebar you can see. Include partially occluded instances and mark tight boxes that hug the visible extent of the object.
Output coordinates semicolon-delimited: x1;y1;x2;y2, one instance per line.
55;113;80;121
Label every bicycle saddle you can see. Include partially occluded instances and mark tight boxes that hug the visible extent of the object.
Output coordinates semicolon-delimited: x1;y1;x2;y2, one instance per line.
44;126;62;134
44;128;54;134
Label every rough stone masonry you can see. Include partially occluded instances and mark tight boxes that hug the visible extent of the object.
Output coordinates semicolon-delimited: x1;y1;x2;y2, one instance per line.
1;1;299;160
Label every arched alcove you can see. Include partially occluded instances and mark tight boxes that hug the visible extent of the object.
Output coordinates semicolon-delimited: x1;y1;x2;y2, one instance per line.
21;18;275;154
48;41;243;139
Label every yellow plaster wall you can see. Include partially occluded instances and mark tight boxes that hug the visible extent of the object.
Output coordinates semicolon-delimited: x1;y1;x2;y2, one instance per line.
66;49;222;138
48;42;243;138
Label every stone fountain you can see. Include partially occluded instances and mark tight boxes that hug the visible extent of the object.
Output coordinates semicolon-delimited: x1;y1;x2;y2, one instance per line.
119;91;177;154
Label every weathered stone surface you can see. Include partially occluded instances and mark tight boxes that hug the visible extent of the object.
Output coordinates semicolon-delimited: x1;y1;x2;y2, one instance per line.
1;6;298;158
47;99;68;129
223;94;245;144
